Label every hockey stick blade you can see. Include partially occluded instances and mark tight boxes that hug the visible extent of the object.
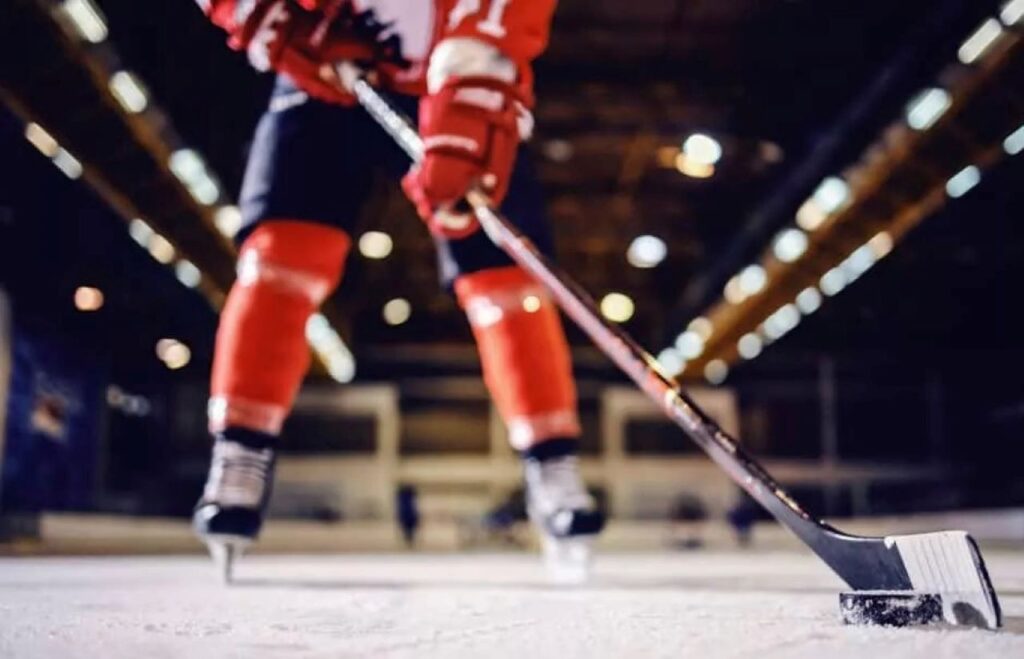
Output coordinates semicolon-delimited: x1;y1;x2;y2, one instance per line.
339;67;1002;629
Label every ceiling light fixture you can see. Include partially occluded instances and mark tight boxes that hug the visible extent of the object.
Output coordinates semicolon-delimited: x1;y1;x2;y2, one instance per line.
958;18;1005;64
109;70;149;113
675;153;715;179
382;298;412;326
737;333;763;360
600;292;635;323
626;235;668;269
682;133;723;166
60;0;108;43
358;231;394;259
74;286;104;312
704;359;729;385
946;165;981;198
1003;124;1024;155
772;228;809;263
657;347;686;375
1001;0;1024;25
795;287;823;315
175;260;202;288
305;314;355;383
905;88;952;131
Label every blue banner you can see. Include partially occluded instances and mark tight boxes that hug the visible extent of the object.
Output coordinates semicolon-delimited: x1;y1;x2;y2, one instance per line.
1;325;104;512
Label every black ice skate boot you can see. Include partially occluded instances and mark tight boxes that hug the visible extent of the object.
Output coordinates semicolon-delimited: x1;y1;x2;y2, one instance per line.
523;439;605;583
193;429;276;583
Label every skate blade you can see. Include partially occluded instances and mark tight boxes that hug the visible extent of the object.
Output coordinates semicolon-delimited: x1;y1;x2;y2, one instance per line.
204;535;251;585
541;535;593;585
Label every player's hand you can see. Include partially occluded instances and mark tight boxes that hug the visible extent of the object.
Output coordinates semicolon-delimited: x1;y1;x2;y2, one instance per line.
223;0;377;105
402;77;528;239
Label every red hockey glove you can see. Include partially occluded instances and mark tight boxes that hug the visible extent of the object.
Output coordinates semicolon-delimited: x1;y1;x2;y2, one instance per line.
402;76;528;239
205;0;404;105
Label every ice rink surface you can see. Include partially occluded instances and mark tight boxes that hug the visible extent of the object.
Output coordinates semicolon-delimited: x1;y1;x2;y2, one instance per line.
1;550;1022;658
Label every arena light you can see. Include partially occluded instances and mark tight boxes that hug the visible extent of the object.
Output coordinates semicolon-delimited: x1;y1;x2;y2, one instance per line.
543;139;574;163
674;330;704;360
682;133;722;166
946;165;981;198
724;275;746;304
169;148;203;181
60;0;108;43
128;218;154;247
190;178;220;205
772;228;809;263
724;265;769;305
156;338;191;370
168;148;220;205
959;19;1005;64
382;298;412;326
600;292;635;323
626;235;667;269
738;264;767;296
675;153;715;179
109;71;149;113
762;304;801;343
175;260;201;288
656;347;686;375
868;231;894;258
305;313;355;383
1004;124;1024;155
796;199;827;231
820;267;848;296
52;149;83;179
687;316;713;341
761;318;784;342
841;244;877;283
25;121;83;179
796;177;850;231
814;177;851;212
737;333;763;360
24;123;60;157
905;88;952;131
795;287;822;315
770;302;798;337
214;205;242;238
1001;0;1024;25
704;359;729;385
74;286;104;312
358;231;393;259
770;303;801;336
148;233;176;264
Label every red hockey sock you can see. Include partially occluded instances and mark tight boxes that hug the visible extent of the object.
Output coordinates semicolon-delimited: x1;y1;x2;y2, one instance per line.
209;220;350;435
455;266;581;451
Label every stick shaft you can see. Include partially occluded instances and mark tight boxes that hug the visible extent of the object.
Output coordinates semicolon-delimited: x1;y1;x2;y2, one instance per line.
347;72;830;542
341;71;1006;627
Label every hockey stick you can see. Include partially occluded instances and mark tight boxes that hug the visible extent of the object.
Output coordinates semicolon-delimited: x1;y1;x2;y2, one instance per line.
337;65;1002;629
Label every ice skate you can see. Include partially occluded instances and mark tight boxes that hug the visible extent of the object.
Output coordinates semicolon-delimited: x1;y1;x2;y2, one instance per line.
193;436;276;584
524;453;605;584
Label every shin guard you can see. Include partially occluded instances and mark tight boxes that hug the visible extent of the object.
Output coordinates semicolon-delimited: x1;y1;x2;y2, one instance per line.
455;266;580;450
209;221;350;435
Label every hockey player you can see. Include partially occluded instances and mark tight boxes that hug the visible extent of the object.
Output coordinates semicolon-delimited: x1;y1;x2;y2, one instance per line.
191;0;604;579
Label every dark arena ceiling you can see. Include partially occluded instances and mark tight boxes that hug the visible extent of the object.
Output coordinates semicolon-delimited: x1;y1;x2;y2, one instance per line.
1;0;1023;388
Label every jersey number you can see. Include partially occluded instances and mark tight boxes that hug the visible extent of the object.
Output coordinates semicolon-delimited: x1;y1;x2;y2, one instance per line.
449;0;511;38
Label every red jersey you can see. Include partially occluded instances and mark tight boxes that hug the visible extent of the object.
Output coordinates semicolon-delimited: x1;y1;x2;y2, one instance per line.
200;0;556;97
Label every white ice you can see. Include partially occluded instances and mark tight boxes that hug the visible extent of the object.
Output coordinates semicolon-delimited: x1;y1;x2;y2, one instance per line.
1;550;1022;658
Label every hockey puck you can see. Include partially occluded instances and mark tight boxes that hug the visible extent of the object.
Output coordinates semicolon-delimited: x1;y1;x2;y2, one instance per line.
839;591;943;627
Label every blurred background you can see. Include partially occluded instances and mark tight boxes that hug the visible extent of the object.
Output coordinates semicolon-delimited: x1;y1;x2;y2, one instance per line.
1;0;1023;554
